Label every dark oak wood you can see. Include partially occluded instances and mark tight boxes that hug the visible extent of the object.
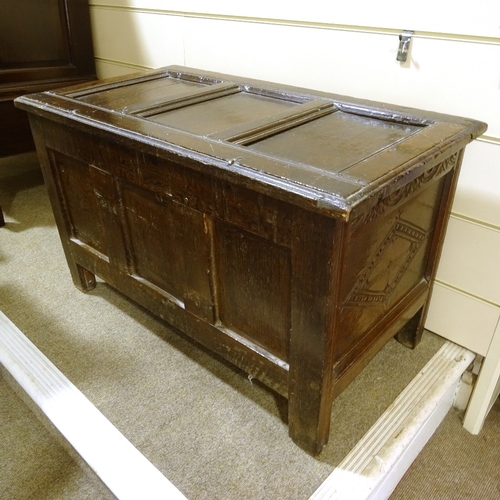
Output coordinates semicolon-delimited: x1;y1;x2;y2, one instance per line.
0;0;96;157
16;66;487;454
0;0;96;223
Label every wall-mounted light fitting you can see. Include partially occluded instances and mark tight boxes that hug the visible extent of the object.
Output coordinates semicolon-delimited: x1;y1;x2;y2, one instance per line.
397;30;414;62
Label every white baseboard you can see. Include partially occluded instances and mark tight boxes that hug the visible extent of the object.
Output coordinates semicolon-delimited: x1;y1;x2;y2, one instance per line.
310;342;475;500
0;311;187;500
1;310;475;500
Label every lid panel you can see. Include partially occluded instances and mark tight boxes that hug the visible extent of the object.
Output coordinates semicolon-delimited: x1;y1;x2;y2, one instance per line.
78;77;206;111
246;111;422;176
148;92;298;135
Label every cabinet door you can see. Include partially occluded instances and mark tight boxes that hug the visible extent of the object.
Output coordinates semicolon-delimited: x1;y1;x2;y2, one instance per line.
0;0;95;156
0;0;95;84
0;0;69;68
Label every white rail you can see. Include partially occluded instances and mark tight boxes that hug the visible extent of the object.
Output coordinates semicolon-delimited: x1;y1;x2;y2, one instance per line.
0;311;187;500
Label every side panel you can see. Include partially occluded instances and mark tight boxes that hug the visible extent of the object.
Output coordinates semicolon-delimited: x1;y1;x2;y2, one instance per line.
336;159;456;378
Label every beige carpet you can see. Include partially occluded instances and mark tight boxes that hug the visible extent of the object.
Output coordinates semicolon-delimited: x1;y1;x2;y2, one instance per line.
392;400;500;499
0;152;498;499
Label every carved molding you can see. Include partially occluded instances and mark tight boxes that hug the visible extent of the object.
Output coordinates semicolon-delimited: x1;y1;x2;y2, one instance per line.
351;153;459;231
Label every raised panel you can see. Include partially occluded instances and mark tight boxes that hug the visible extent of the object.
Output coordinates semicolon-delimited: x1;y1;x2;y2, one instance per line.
120;182;214;320
425;282;499;356
436;217;500;305
338;179;444;359
247;111;422;175
50;151;111;258
215;222;291;361
150;92;297;134
78;76;199;111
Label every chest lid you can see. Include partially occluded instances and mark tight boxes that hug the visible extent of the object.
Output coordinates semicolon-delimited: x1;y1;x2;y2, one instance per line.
15;65;487;220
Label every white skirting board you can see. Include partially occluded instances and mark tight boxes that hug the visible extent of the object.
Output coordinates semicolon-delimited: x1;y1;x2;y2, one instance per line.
0;311;187;500
310;342;475;500
1;310;474;500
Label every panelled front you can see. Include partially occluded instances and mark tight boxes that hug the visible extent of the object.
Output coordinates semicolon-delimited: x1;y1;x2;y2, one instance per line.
42;121;296;364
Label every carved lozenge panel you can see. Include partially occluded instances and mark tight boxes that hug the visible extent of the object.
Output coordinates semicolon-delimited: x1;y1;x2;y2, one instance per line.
336;176;447;363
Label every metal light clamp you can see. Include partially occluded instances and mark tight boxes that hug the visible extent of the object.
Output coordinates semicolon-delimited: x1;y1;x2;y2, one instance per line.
397;30;414;62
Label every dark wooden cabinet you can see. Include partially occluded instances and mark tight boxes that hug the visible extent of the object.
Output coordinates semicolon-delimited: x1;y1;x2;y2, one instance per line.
16;66;486;454
0;0;96;224
0;0;96;157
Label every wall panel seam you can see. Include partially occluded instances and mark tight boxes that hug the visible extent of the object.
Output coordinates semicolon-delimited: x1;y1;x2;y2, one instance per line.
88;4;500;46
433;281;500;310
448;213;500;233
94;56;152;71
477;136;500;146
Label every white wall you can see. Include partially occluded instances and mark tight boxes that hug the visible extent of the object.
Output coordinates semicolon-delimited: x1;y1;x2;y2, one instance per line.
87;0;500;371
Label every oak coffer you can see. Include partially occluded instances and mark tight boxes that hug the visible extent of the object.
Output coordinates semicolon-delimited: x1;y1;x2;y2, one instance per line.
15;66;487;454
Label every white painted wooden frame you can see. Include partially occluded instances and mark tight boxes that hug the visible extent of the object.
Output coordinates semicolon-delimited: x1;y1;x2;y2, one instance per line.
1;310;475;500
310;342;475;500
463;318;500;434
0;311;187;500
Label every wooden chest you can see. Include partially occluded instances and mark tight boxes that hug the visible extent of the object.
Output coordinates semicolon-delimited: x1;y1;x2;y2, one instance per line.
15;66;486;454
